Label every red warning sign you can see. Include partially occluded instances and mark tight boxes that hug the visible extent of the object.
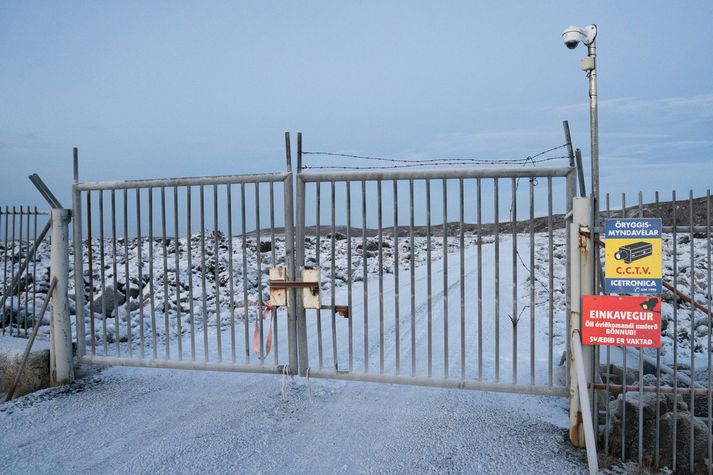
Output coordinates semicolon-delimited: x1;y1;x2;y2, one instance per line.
582;295;661;348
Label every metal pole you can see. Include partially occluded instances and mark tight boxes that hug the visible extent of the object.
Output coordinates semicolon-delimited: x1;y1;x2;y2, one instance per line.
51;209;74;385
572;329;600;475
569;196;593;447
295;132;308;375
283;131;297;375
587;40;601;304
588;40;599;214
72;147;86;357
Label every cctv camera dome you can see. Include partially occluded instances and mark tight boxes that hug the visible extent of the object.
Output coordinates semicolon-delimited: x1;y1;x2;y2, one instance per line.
564;39;579;49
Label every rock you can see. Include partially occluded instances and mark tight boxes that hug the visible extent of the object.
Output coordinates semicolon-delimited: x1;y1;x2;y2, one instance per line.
605;391;708;472
356;240;381;252
327;232;347;241
91;286;126;317
657;412;708;473
600;363;640;386
259;241;272;253
0;335;51;398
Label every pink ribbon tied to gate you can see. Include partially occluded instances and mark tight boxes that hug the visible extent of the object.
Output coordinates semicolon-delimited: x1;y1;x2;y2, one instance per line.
253;300;274;360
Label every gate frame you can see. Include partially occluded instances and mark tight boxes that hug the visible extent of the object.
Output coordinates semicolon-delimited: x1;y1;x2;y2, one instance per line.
70;136;300;375
294;133;578;395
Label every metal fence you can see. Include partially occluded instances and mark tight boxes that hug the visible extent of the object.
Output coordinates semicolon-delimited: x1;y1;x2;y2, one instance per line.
295;135;577;396
71;150;299;374
11;133;712;472
591;190;713;473
0;206;50;337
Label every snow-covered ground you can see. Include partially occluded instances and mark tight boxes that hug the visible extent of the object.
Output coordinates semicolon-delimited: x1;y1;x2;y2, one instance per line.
0;365;588;474
0;224;710;472
3;226;710;380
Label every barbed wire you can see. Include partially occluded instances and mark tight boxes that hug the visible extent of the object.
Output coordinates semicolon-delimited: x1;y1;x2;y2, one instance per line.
302;155;568;170
301;143;568;170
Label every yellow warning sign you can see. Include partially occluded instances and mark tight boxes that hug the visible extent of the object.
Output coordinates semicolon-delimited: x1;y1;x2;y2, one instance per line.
604;219;662;294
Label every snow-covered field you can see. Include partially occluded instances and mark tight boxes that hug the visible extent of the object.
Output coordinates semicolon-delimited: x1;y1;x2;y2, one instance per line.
1;223;710;473
2;226;711;381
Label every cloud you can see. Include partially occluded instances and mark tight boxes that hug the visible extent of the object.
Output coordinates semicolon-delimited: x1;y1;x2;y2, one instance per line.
555;93;713;120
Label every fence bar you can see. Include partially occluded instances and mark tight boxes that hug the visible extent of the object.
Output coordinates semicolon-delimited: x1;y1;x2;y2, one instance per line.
32;208;38;341
378;180;384;374
547;178;554;387
76;172;290;191
459;178;465;380
255;182;264;362
175;187;183;360
161;187;170;360
213;184;220;361
707;189;712;475
136;189;145;358
494;178;500;381
123;190;133;357
621;192;627;462
306;369;567;396
226;185;236;363
689;190;696;471
186;187;195;360
361;179;369;373
315;182;323;369
442;179;449;378
10;208;15;336
78;355;289;374
99;193;109;355
2;208;8;335
269;182;278;365
86;193;95;354
240;183;250;362
330;181;338;370
393;179;401;375
511;178;518;384
477;178;483;380
111;192;120;356
346;181;353;372
654;191;661;467
409;179;416;377
300;167;573;183
530;177;536;386
672;190;678;469
426;179;433;378
148;189;157;358
199;185;208;361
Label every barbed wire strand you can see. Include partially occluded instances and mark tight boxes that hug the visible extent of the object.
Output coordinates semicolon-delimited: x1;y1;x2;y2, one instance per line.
302;155;568;170
301;143;567;166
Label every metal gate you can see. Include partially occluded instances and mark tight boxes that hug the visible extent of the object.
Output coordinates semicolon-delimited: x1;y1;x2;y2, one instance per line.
69;133;576;399
71;137;299;375
293;134;576;396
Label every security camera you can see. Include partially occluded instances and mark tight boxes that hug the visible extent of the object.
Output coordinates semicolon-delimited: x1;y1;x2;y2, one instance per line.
562;24;597;49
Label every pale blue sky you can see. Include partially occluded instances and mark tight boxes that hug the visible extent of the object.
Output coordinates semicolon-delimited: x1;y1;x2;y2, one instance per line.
1;1;712;209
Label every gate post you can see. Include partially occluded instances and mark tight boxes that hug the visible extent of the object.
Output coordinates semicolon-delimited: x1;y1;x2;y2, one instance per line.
50;208;74;385
72;148;86;357
294;133;309;376
569;196;594;447
283;132;299;375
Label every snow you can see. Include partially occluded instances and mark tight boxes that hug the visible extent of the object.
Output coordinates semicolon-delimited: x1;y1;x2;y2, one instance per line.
0;224;709;472
0;366;588;474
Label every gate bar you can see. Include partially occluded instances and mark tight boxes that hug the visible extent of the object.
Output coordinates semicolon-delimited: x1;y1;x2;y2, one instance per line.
300;167;572;182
